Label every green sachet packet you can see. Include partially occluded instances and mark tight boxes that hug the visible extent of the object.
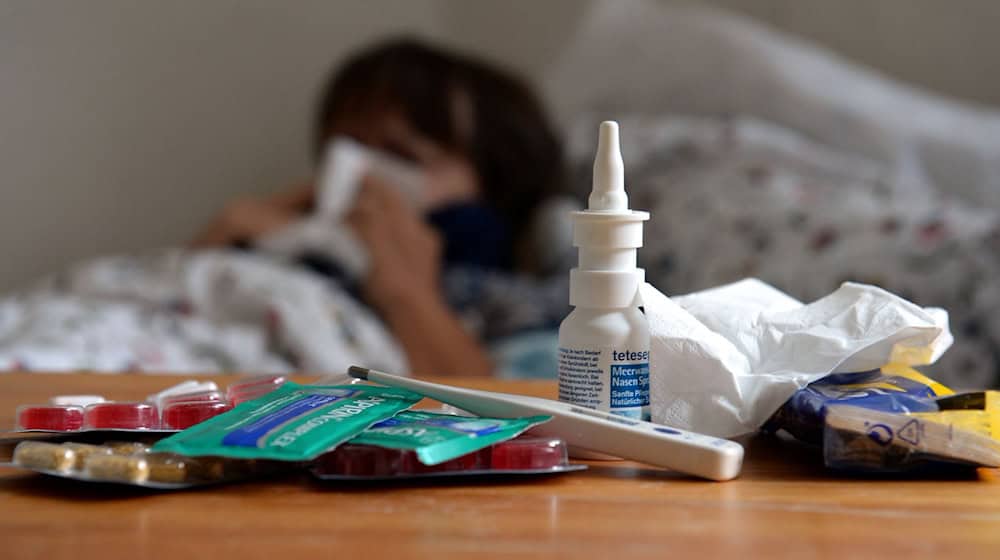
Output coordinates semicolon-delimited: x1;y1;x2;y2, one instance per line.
349;410;551;465
152;382;422;461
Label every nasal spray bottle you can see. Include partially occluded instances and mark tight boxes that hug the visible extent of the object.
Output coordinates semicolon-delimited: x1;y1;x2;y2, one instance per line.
558;121;651;421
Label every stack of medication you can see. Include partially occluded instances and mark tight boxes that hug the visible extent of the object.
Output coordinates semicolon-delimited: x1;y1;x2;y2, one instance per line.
7;378;586;488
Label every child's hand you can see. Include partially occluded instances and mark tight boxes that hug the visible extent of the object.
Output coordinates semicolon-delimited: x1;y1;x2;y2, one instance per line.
347;175;443;309
345;173;492;377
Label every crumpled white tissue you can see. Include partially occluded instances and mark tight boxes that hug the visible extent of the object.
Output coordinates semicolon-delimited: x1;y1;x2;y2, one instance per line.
316;137;425;217
641;279;953;438
256;137;425;280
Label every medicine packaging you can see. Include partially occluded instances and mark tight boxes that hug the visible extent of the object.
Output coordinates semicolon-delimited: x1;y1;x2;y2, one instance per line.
10;440;283;489
348;410;551;465
11;376;286;433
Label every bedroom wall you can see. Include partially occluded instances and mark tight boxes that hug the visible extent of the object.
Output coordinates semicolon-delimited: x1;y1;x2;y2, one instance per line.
0;1;441;292
1;0;998;291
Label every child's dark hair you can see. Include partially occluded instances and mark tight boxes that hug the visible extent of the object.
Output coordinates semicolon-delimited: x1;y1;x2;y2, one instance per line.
314;38;567;259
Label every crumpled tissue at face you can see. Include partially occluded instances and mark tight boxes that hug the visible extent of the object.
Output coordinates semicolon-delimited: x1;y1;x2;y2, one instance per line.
315;137;425;218
255;137;426;282
641;279;953;438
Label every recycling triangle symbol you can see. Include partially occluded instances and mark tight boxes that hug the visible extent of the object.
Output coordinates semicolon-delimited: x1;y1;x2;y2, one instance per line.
897;419;921;445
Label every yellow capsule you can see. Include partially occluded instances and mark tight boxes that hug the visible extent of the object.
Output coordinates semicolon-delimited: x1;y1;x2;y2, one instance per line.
13;441;76;473
84;454;150;483
144;453;193;484
103;441;150;455
191;457;228;481
61;443;111;471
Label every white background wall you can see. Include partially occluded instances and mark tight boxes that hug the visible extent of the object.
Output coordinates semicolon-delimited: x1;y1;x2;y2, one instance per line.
2;0;998;290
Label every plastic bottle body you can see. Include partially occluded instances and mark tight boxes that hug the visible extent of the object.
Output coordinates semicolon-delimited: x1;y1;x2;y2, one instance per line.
557;305;651;420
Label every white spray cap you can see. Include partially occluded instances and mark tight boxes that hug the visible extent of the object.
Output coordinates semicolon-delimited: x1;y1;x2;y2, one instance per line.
589;121;628;212
569;120;649;309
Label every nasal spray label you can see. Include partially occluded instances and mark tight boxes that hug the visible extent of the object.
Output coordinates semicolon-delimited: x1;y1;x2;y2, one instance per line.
558;347;650;420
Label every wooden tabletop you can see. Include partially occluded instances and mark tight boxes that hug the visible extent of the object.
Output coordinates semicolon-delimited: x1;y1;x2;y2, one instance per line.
1;373;999;558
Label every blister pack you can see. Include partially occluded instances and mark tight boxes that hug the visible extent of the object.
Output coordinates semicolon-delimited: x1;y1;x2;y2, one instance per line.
8;440;285;489
312;436;585;481
349;410;551;465
12;376;288;433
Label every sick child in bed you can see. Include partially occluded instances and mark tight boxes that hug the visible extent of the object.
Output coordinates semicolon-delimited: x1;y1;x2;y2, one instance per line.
191;39;572;377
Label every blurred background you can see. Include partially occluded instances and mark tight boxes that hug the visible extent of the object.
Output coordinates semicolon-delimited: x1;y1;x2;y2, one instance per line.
3;0;1000;291
1;0;998;386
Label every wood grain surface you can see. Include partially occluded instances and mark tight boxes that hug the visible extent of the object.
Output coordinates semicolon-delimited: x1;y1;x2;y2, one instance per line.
1;373;999;559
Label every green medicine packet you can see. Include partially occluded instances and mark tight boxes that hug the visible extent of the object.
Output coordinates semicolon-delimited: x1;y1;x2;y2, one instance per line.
152;382;422;461
349;410;551;465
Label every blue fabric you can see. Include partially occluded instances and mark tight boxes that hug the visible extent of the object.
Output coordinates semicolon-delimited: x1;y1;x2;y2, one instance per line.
427;203;513;271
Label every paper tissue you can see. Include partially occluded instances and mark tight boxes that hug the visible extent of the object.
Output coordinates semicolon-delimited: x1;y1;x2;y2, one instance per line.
255;137;425;280
641;279;953;438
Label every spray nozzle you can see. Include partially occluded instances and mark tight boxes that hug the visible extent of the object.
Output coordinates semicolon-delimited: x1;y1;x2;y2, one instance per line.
568;120;649;309
589;121;628;212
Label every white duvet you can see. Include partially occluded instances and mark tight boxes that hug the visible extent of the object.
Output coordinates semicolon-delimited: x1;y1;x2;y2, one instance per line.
0;250;405;375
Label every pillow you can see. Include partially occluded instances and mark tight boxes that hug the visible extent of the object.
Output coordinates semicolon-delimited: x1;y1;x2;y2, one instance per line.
543;0;1000;210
